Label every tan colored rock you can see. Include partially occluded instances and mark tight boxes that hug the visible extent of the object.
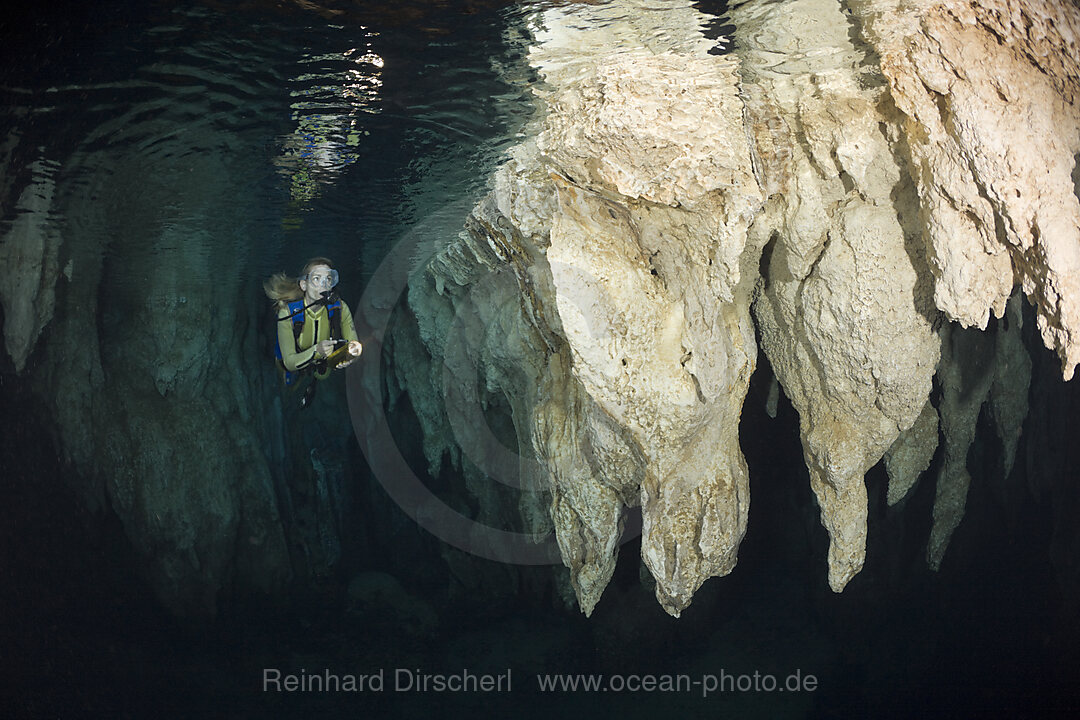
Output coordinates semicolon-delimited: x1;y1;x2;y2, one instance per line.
850;0;1080;378
738;0;940;590
535;4;764;615
403;0;763;616
534;355;630;615
397;0;1075;611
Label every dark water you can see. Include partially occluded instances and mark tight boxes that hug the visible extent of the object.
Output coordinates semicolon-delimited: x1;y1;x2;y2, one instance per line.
1;0;531;291
2;0;1079;718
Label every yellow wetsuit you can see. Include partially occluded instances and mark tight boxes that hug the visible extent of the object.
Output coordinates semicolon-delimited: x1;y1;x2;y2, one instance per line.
277;300;359;379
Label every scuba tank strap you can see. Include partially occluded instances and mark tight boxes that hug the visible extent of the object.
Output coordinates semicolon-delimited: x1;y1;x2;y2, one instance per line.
286;300;307;350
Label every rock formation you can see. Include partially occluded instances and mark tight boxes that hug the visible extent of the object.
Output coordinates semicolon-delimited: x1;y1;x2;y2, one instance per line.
0;157;62;373
738;0;941;591
850;0;1080;376
397;0;1080;614
928;292;1032;570
0;143;323;617
848;0;1076;567
396;0;771;616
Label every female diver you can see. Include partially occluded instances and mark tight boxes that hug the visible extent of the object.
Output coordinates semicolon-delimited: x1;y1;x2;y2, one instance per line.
264;257;362;406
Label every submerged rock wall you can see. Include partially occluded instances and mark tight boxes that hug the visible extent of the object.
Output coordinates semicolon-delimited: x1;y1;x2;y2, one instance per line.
0;139;363;617
0;158;62;374
35;148;300;617
398;0;1080;615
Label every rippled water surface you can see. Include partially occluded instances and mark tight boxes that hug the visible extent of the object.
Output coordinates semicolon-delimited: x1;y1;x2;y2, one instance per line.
0;0;744;334
1;0;545;301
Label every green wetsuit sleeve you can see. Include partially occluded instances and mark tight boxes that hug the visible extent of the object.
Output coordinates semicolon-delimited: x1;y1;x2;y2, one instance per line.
277;306;319;372
341;302;359;343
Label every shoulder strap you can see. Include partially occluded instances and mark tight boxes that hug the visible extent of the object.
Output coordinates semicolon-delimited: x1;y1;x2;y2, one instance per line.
286;299;306;321
287;300;306;350
328;300;343;340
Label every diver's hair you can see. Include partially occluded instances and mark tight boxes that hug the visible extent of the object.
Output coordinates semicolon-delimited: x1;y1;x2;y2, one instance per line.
263;256;336;305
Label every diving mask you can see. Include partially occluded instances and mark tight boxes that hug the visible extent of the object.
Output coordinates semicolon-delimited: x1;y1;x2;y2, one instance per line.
304;269;339;289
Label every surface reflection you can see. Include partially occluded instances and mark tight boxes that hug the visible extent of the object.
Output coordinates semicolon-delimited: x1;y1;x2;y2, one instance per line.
279;40;384;207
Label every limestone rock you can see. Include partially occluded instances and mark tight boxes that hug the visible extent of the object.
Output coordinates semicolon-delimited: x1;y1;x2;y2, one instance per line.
531;3;764;616
989;293;1032;482
927;292;1032;568
400;0;1074;607
738;0;940;591
400;0;763;616
850;0;1080;378
765;373;781;419
13;148;297;617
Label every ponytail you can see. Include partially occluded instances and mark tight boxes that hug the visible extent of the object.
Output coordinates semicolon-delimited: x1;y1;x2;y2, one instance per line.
263;256;336;306
263;272;303;304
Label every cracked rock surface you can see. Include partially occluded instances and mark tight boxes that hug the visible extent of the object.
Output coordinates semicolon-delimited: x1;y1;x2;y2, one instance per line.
850;0;1080;377
738;0;941;591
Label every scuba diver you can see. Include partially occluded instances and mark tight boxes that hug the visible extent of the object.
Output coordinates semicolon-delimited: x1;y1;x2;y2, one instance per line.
264;257;363;408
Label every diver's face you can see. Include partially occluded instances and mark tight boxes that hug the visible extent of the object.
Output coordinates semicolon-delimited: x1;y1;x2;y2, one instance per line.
300;264;335;303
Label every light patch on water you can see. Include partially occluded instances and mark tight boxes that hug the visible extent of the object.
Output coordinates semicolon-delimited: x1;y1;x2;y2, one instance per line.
280;40;384;205
525;0;726;82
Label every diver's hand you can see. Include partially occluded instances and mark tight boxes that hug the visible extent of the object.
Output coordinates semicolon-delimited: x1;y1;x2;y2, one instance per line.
314;339;335;358
335;341;363;369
